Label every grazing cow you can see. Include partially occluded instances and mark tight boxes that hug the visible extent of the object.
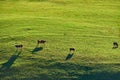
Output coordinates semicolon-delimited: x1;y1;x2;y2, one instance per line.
113;42;118;48
37;40;46;44
15;44;23;49
70;48;75;52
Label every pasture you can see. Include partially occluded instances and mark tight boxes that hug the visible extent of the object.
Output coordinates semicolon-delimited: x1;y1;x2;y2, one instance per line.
0;0;120;80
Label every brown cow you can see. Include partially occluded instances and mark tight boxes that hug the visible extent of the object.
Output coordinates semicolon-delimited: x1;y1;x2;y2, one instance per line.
37;40;46;44
70;48;75;51
113;42;118;49
15;44;23;49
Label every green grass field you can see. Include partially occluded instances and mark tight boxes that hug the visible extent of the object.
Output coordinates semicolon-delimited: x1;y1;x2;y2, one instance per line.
0;0;120;80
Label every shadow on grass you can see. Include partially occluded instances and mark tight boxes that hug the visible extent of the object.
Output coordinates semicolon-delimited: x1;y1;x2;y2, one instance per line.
19;71;120;80
112;47;118;49
39;61;93;72
0;59;120;80
80;71;120;80
0;50;2;52
31;46;43;54
65;53;74;60
0;51;22;71
21;74;53;80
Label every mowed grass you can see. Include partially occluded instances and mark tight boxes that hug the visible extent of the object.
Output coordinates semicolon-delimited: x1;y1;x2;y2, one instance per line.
0;0;120;80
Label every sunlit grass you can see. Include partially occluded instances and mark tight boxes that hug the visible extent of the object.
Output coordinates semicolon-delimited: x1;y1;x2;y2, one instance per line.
0;0;120;80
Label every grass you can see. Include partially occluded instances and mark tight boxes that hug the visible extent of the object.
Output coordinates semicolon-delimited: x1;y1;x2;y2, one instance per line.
0;0;120;80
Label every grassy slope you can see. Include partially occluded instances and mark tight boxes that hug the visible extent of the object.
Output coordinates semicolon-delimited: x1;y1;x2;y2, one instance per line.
0;0;120;80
